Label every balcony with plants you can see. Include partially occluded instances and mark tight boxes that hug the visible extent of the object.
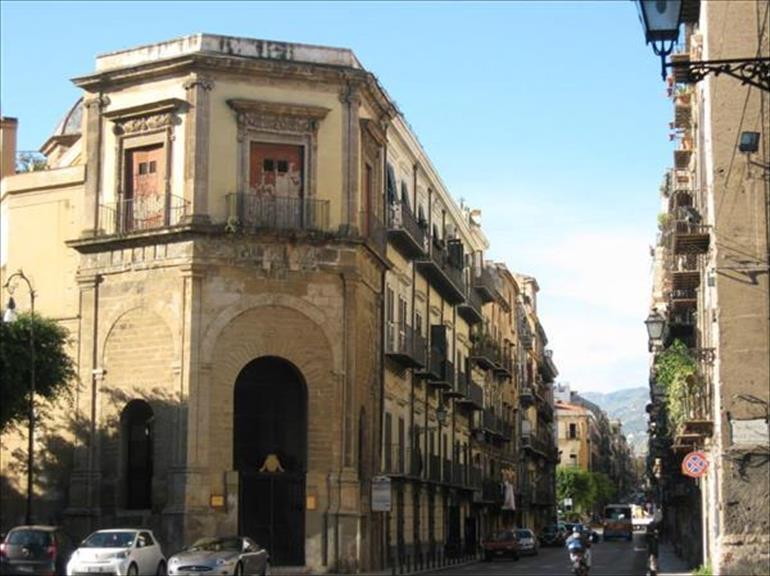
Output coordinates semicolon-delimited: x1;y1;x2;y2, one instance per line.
469;330;502;371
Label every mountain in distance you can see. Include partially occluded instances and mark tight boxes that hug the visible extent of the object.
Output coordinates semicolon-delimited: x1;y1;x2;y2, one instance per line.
581;387;649;456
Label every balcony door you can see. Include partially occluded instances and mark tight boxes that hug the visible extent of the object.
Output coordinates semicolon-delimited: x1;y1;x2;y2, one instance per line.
248;143;305;228
124;144;165;231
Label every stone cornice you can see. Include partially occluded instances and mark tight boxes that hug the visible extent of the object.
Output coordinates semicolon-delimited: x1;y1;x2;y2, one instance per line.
226;98;330;121
103;98;188;121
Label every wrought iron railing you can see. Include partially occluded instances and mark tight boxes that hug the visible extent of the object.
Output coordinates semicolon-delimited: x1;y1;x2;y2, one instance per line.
98;193;189;235
385;323;427;366
226;193;330;232
388;199;427;251
383;444;422;477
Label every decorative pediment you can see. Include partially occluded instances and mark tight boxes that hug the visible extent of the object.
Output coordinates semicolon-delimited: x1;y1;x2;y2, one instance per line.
105;98;187;136
227;98;330;134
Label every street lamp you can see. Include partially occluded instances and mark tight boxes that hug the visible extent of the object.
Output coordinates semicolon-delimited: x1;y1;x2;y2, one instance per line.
3;270;36;526
645;310;667;348
636;0;770;90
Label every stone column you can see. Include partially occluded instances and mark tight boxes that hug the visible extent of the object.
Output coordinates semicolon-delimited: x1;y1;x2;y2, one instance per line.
183;75;214;224
81;95;109;237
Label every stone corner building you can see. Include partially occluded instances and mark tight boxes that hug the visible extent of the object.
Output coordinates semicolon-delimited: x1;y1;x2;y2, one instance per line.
0;34;560;573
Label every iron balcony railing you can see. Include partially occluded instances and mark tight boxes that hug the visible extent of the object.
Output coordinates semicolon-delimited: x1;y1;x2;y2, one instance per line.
474;265;501;303
456;375;484;410
446;369;466;399
99;193;189;235
469;467;483;490
481;479;504;504
442;458;452;484
428;358;454;391
452;462;468;488
387;199;427;258
226;192;330;233
385;323;427;369
470;336;502;371
415;241;466;304
383;444;422;477
458;283;484;325
428;454;441;483
519;386;535;407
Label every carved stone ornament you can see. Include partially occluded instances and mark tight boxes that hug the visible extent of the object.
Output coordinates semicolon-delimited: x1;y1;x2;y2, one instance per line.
228;99;330;136
183;76;215;92
115;112;175;135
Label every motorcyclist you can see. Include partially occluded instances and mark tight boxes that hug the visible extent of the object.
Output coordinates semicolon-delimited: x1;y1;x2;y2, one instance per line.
566;528;592;572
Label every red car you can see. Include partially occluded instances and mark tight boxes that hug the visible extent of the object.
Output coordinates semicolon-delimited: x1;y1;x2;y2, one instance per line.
481;529;520;562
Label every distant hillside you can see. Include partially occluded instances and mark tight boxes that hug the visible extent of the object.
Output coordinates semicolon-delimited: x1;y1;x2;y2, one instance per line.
581;387;649;456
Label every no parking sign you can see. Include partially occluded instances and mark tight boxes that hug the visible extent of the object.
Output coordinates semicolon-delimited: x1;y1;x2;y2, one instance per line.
681;451;709;478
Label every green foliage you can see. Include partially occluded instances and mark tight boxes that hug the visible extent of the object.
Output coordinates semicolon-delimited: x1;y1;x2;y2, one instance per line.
15;152;48;173
0;313;76;432
654;340;698;432
589;472;617;509
692;563;712;576
657;212;671;230
557;467;595;514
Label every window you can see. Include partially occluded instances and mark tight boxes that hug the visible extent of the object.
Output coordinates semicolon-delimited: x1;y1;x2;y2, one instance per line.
569;423;577;439
415;312;423;337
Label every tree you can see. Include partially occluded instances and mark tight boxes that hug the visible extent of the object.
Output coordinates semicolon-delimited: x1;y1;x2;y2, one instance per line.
15;152;48;173
0;313;76;432
589;472;617;510
556;466;595;516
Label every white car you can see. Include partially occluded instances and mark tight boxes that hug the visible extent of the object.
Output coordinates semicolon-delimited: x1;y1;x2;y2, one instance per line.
67;529;166;576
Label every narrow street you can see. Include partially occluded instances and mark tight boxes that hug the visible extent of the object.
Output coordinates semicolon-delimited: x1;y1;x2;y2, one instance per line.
427;532;649;576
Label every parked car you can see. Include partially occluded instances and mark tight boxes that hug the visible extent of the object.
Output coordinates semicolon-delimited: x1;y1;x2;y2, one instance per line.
0;525;76;576
514;528;538;555
481;530;520;562
539;524;566;547
167;536;269;576
66;529;166;576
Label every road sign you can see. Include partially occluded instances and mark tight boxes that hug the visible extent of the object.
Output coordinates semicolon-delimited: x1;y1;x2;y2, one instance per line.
371;476;391;512
681;450;709;478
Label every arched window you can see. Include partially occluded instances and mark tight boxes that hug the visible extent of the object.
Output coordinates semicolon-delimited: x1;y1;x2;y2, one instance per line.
121;400;153;510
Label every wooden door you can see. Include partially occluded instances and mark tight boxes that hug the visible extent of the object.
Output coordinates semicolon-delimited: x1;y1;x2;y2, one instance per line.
125;145;165;231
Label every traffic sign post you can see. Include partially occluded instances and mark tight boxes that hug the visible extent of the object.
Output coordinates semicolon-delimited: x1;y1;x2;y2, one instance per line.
681;450;709;478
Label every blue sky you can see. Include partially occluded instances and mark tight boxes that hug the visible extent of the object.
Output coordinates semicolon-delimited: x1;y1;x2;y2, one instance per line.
1;1;673;395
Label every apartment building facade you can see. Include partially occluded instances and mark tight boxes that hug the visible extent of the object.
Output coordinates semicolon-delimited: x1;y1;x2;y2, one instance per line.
0;34;560;573
646;1;769;573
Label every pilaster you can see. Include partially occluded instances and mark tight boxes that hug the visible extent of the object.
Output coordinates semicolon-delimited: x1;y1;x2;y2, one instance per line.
81;95;109;237
183;75;214;224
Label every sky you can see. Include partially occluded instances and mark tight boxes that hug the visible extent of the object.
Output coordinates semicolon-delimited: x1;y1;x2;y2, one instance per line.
0;0;673;395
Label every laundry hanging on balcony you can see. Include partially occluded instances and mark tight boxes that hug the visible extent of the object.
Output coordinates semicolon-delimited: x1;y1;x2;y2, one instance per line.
502;481;516;511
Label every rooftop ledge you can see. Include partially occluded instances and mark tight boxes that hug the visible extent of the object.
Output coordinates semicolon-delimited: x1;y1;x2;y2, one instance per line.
94;33;363;73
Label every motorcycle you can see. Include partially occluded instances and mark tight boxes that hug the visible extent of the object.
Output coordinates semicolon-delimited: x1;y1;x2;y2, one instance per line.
569;549;589;576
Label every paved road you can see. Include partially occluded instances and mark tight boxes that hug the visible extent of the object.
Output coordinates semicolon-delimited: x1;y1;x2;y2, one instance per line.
426;532;650;576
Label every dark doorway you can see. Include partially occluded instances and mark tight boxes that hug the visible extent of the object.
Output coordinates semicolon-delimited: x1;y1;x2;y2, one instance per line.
121;400;154;510
234;356;307;566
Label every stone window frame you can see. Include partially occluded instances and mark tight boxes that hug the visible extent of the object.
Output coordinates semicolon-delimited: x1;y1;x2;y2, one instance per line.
104;99;186;209
227;99;330;198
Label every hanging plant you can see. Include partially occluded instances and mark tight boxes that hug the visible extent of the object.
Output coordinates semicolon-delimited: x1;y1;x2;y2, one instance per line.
654;339;698;432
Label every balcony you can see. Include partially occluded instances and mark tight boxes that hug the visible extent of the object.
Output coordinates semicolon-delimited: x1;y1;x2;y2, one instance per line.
415;240;466;304
671;215;710;255
428;359;454;391
674;92;692;130
519;386;535;408
225;192;330;233
385;323;426;369
670;287;698;311
445;368;466;399
470;336;501;371
674;148;693;170
474;265;501;304
456;377;484;411
387;200;427;259
671;254;701;291
383;444;422;478
457;285;484;325
442;458;452;484
98;193;189;236
494;348;513;379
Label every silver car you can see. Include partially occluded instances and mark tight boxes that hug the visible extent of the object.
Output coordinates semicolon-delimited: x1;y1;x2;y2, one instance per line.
167;537;269;576
515;528;539;555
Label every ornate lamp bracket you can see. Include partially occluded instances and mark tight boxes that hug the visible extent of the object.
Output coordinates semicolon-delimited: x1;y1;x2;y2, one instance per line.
669;57;770;92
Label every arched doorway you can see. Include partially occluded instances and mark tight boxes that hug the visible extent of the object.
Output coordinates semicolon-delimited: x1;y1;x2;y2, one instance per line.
121;400;154;510
234;356;307;566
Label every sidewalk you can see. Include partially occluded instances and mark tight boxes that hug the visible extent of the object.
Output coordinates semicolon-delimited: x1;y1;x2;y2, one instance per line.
657;541;692;576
